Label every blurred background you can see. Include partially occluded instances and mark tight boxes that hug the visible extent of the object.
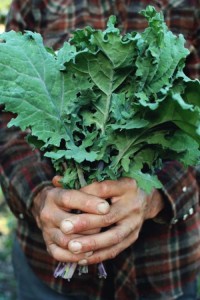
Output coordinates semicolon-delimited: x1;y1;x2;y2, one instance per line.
0;2;17;300
0;0;11;32
0;187;16;300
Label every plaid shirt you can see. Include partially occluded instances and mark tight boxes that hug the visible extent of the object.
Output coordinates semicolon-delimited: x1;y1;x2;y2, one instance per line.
0;0;200;299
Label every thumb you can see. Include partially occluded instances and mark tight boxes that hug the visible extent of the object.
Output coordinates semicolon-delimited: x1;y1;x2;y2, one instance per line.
52;175;63;188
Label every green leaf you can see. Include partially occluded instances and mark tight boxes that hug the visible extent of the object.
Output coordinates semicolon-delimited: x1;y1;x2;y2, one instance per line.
0;6;199;193
0;31;74;147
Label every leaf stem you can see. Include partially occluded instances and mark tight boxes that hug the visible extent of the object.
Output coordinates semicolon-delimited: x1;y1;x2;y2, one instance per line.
76;163;87;187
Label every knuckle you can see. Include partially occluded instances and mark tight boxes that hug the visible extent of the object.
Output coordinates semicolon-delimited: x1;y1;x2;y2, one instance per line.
133;229;139;241
47;244;55;257
54;232;68;248
102;212;117;226
87;238;98;251
40;207;51;224
35;216;42;229
130;228;139;243
70;253;80;262
90;181;101;192
77;215;91;230
46;187;56;202
127;223;135;235
92;254;103;264
113;230;125;244
59;189;73;208
51;247;61;260
46;246;52;256
48;245;62;261
100;181;110;195
82;198;94;211
109;248;119;259
118;177;136;191
47;187;54;197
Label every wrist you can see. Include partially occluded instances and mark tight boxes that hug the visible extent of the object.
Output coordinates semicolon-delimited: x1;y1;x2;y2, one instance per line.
144;189;165;220
31;186;53;228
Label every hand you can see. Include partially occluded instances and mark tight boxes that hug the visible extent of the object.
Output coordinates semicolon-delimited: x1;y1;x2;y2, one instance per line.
31;184;110;263
59;178;164;265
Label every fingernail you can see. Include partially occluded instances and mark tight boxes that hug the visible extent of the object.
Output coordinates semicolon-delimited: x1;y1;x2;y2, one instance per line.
97;202;110;214
78;259;88;265
69;241;82;252
61;220;73;233
85;251;93;257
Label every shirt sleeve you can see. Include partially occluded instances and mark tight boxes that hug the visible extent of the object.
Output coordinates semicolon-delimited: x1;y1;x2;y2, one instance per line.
184;8;200;79
4;0;70;50
156;161;199;226
0;107;55;220
5;0;42;33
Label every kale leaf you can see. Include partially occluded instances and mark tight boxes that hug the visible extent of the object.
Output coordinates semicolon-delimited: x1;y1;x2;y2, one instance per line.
0;6;199;192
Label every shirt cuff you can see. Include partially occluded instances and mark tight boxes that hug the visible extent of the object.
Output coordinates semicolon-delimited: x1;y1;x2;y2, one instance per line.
154;161;199;226
2;159;54;221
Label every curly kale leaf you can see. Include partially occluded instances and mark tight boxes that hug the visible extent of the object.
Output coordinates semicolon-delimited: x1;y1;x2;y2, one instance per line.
0;6;199;193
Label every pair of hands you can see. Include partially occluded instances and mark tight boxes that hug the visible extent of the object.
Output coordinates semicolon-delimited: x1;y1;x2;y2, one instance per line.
32;177;164;265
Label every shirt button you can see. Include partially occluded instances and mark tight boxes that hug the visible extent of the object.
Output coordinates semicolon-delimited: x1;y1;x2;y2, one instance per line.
19;213;24;219
172;218;178;224
189;208;194;215
182;186;187;192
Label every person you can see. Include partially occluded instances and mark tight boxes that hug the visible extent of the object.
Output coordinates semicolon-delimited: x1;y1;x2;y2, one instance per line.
0;0;200;299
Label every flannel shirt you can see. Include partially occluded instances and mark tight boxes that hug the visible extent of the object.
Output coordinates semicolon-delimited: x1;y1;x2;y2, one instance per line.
0;0;200;299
